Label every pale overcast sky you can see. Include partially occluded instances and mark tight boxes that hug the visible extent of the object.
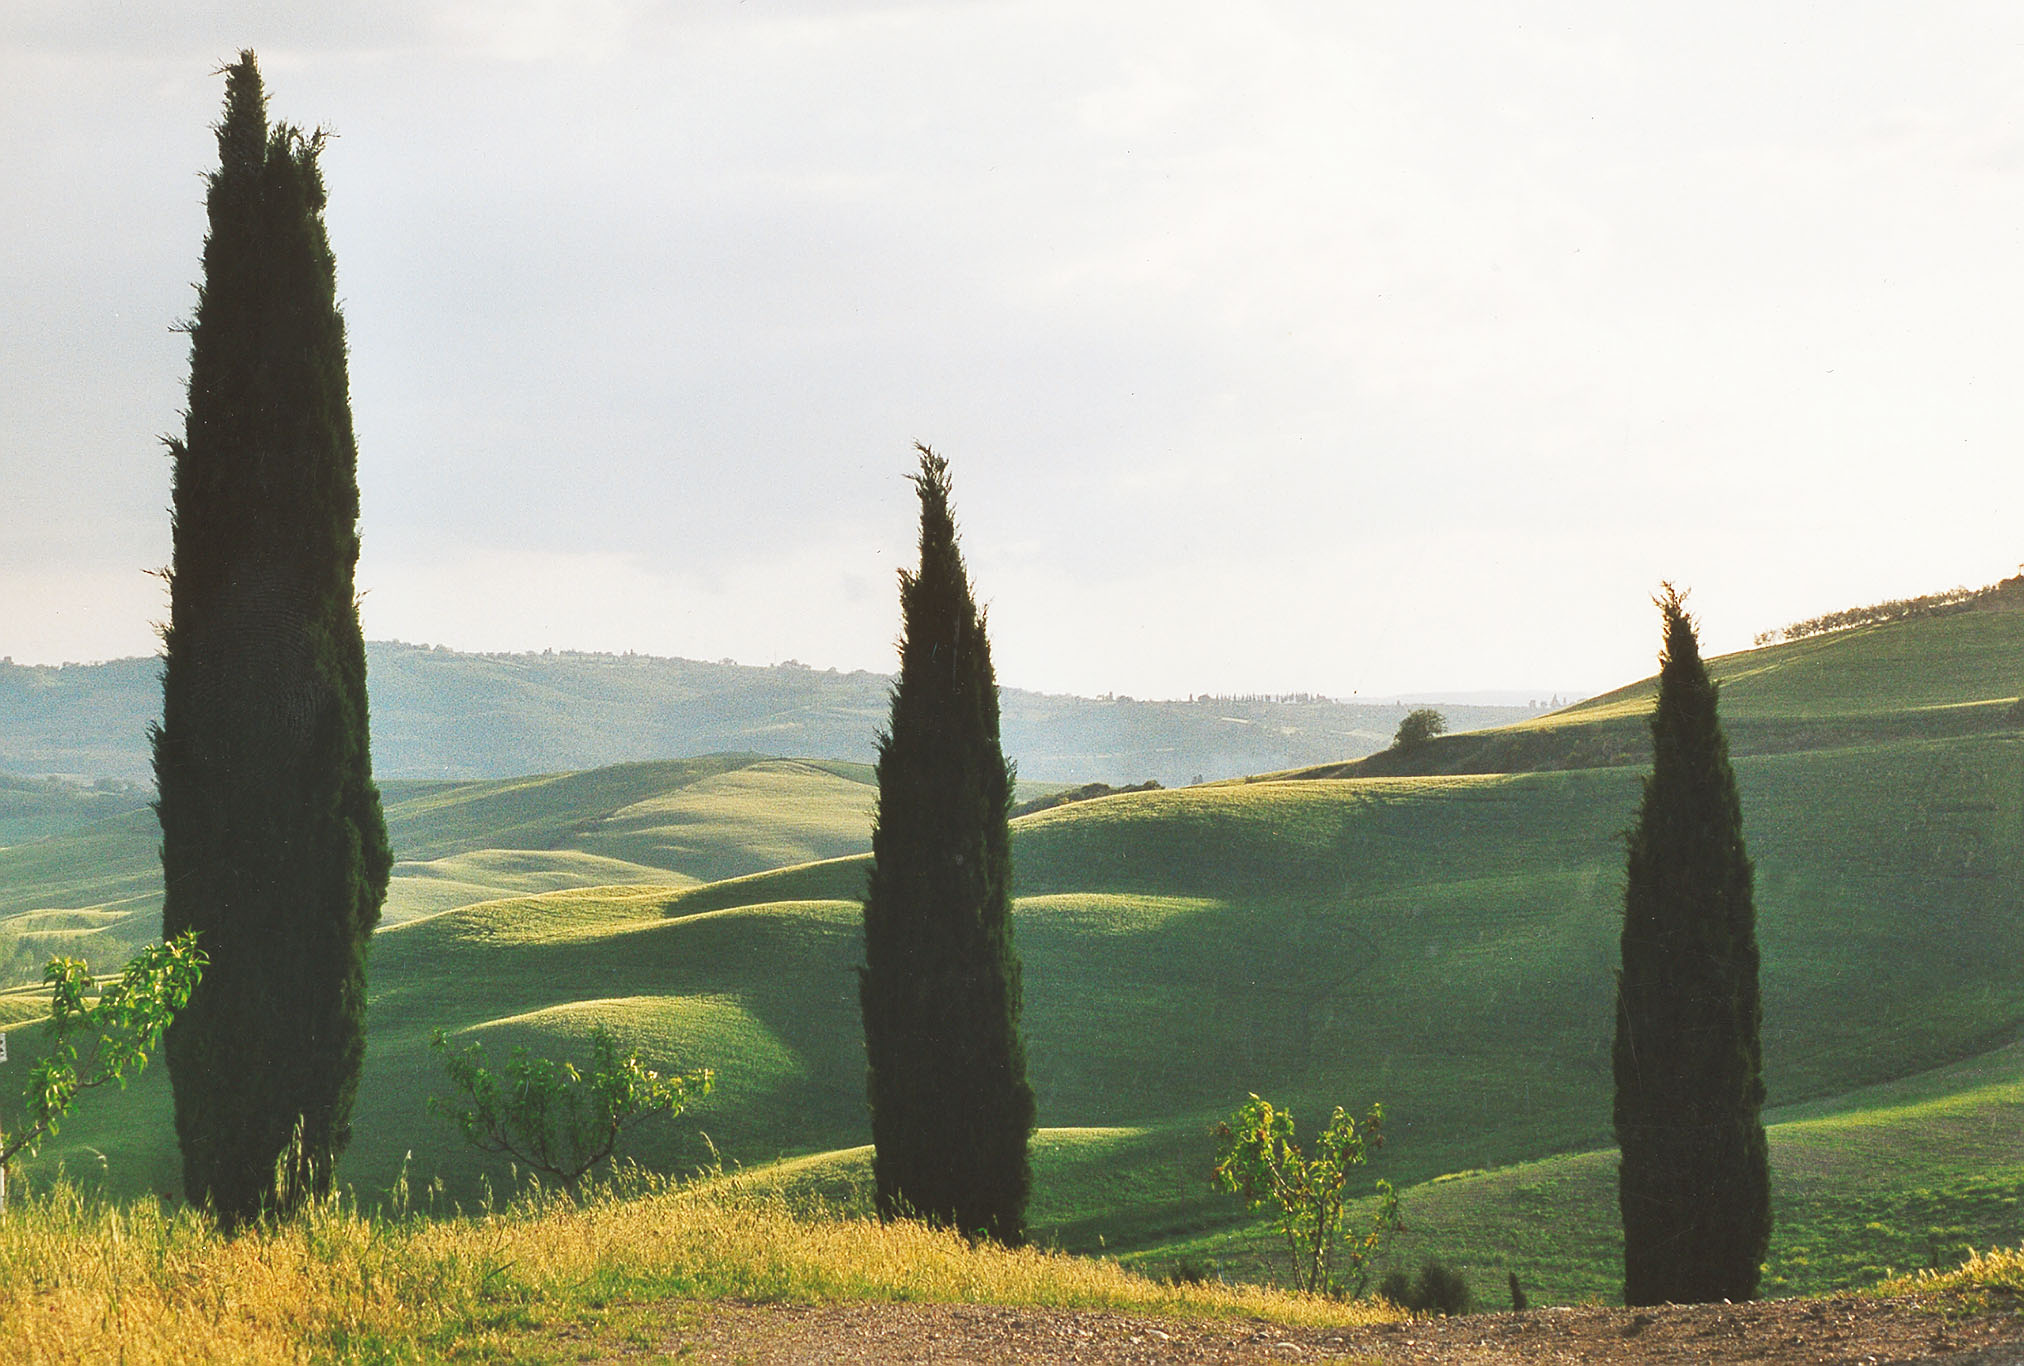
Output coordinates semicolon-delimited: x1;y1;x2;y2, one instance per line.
5;2;2023;700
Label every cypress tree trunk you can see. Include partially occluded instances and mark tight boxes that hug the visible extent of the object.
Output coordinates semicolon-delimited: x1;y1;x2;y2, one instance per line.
155;52;391;1228
859;445;1035;1245
1613;584;1770;1304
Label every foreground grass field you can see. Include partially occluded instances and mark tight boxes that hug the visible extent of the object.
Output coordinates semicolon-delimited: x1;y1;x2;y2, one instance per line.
1122;1038;2024;1307
0;1177;1394;1364
5;593;2021;1306
21;728;2022;1297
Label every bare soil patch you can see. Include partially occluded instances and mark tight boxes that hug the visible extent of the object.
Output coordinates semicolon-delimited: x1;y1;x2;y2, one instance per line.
609;1293;2024;1364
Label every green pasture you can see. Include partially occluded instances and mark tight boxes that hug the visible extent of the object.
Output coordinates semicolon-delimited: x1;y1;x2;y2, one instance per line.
1578;597;2024;723
0;754;884;982
16;726;2020;1300
1336;594;2024;779
1140;1039;2024;1308
0;754;1073;974
0;775;149;846
1;598;2019;1306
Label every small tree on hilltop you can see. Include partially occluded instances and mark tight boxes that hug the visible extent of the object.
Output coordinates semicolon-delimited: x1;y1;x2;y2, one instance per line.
859;444;1035;1245
1392;709;1447;751
155;52;391;1227
1613;584;1770;1305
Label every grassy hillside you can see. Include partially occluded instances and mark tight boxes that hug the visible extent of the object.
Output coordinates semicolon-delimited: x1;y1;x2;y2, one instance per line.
381;755;881;890
712;1039;2024;1308
9;593;2021;1307
0;643;1535;786
0;656;160;783
1130;1038;2024;1307
0;751;1064;978
22;737;2022;1288
0;807;162;969
0;773;150;845
1318;591;2024;780
0;755;881;978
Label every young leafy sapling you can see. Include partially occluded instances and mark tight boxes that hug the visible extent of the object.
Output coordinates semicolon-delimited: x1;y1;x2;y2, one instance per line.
0;932;206;1211
430;1025;713;1195
1212;1092;1402;1296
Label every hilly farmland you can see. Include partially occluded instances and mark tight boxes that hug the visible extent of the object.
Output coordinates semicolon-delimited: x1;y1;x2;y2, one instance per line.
2;588;2021;1310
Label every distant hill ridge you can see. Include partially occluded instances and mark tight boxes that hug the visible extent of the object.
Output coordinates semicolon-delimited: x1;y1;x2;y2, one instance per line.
0;642;1533;786
1755;571;2024;646
1298;579;2024;782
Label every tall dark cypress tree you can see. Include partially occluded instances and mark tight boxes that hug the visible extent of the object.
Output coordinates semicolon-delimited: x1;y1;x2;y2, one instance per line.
1613;585;1770;1304
155;52;391;1227
859;444;1035;1245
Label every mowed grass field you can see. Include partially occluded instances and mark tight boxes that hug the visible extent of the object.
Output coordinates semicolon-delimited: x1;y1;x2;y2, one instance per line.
5;596;2022;1304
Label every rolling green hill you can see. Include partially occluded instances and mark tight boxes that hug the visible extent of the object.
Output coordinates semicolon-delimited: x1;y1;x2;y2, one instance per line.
1322;585;2024;781
0;755;886;976
0;752;1070;979
1254;1038;2024;1307
0;772;150;846
6;592;2021;1307
714;1038;2024;1307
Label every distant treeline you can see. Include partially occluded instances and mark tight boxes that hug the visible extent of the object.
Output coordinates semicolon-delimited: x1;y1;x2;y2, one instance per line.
0;645;1540;787
1755;573;2024;646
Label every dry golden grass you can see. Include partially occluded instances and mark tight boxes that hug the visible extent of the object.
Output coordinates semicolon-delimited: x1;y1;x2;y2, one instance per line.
1877;1244;2024;1304
0;1174;1397;1363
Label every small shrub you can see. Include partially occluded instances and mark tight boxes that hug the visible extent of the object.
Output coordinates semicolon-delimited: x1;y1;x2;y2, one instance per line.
1159;1255;1220;1286
1415;1261;1472;1315
1211;1093;1401;1296
1381;1260;1473;1316
430;1025;713;1195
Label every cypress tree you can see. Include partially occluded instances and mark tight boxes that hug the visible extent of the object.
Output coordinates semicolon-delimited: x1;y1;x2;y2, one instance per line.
1613;584;1770;1304
859;444;1035;1245
155;52;391;1227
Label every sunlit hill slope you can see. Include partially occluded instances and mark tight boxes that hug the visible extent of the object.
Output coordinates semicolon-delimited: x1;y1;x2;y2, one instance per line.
5;589;2021;1306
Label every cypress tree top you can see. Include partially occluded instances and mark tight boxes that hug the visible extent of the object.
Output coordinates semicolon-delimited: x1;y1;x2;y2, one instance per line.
1613;584;1769;1305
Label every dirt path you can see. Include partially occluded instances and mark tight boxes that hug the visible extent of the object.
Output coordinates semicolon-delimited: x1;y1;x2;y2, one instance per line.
608;1294;2024;1364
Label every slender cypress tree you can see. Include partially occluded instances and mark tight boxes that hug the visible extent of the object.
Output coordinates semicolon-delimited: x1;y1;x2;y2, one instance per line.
1613;584;1770;1304
155;52;391;1227
859;445;1035;1245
